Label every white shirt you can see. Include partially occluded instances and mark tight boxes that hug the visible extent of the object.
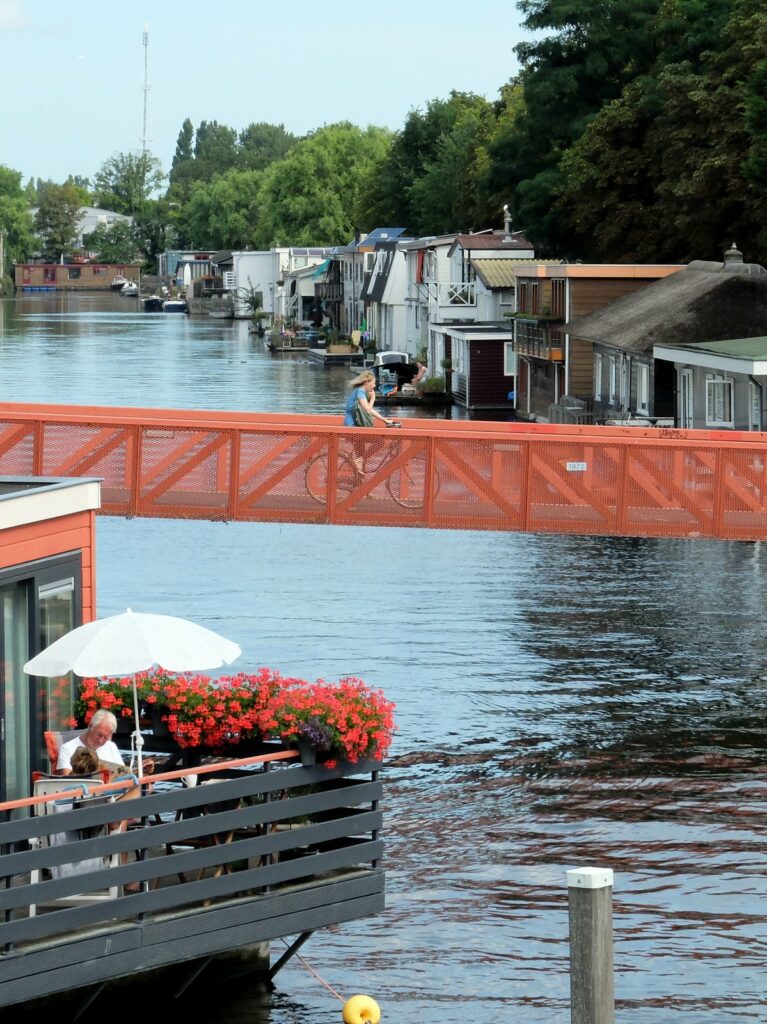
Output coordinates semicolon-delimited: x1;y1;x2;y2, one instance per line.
57;735;125;772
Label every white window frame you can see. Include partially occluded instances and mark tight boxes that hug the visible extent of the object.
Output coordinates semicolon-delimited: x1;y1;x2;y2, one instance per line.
594;353;603;401
636;363;650;414
749;381;762;431
679;369;693;428
504;343;516;376
705;374;734;428
608;356;618;403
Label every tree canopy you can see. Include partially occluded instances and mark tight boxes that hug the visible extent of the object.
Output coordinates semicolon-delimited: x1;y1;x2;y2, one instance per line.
33;182;82;262
0;166;35;275
255;123;392;247
93;152;165;215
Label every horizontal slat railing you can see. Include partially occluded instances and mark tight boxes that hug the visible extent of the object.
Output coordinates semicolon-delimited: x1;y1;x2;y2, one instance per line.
0;753;383;951
1;402;767;539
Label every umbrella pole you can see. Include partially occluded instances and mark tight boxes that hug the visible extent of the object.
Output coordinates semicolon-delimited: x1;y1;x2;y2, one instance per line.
131;677;144;777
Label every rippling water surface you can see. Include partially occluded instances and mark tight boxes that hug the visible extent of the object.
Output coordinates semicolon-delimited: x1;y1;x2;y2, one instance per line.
3;295;767;1023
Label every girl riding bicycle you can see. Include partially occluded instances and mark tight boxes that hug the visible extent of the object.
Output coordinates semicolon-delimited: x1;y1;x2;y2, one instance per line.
344;371;396;473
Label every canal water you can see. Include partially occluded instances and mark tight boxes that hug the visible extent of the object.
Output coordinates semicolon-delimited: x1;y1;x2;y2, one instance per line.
2;294;767;1023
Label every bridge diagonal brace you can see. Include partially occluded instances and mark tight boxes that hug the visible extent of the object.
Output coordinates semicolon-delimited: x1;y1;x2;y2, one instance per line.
269;930;314;980
334;437;428;512
141;431;231;503
0;421;35;464
437;443;522;519
49;425;130;477
236;436;327;513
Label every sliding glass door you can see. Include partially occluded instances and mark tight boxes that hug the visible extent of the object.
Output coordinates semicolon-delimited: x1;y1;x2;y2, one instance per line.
0;556;81;802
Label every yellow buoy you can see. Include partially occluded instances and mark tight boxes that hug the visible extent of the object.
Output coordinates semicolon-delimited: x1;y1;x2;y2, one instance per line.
342;994;381;1024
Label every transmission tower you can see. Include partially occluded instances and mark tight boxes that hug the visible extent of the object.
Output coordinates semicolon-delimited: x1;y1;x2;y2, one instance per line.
141;22;150;154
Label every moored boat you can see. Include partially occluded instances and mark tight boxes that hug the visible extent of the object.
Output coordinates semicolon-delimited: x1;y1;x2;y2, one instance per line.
163;298;189;314
110;274;129;291
120;281;139;296
141;295;163;312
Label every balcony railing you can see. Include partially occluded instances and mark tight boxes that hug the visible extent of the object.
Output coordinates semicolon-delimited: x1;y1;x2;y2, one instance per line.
406;281;477;308
0;751;384;1009
514;318;565;362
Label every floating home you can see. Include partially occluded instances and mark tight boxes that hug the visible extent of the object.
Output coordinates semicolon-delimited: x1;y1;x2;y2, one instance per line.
0;476;385;1012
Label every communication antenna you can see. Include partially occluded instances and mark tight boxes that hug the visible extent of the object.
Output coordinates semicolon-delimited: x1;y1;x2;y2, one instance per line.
141;22;150;154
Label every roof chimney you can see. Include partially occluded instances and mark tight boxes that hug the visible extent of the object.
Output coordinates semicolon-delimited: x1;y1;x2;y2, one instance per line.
724;241;743;265
503;203;513;242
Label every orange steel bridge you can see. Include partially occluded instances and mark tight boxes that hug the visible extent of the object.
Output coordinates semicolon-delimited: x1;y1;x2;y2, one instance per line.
1;402;767;541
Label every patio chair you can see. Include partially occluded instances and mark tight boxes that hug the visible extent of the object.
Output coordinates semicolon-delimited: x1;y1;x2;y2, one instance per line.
28;776;121;915
43;728;81;773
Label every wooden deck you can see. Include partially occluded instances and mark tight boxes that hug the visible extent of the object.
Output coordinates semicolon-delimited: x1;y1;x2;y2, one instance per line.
0;753;384;1010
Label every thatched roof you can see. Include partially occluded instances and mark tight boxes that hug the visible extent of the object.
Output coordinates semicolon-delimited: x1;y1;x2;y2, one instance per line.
569;258;767;353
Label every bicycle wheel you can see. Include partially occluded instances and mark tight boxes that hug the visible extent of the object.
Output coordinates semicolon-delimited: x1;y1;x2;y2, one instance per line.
386;451;428;509
305;452;357;503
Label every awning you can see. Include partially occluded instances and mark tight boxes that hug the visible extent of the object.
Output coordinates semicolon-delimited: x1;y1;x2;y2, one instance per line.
312;259;332;279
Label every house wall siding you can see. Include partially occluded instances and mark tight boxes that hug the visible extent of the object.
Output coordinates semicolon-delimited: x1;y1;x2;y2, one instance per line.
468;342;513;406
568;338;594;397
0;510;95;620
570;280;651;317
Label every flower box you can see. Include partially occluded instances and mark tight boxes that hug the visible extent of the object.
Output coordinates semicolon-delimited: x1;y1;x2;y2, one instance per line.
74;668;396;764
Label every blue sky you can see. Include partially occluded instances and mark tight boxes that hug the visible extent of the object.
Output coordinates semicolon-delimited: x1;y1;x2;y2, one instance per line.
1;0;531;187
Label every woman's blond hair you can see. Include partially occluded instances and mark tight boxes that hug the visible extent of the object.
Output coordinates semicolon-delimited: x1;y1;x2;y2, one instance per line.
347;370;376;390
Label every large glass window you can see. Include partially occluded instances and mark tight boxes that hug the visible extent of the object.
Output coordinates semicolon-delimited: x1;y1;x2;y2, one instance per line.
0;556;81;800
39;577;76;732
1;583;30;803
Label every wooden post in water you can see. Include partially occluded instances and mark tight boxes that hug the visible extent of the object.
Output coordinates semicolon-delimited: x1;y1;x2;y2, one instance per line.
567;867;614;1024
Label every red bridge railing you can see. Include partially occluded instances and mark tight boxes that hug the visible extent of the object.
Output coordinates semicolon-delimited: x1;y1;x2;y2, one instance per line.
1;402;766;540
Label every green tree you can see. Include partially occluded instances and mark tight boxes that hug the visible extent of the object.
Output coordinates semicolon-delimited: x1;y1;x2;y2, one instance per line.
133;199;173;273
82;219;140;263
176;169;263;249
34;181;82;262
0;165;35;276
256;123;392;247
555;0;767;262
93;152;165;215
406;93;513;234
238;122;297;171
357;95;464;231
489;0;662;252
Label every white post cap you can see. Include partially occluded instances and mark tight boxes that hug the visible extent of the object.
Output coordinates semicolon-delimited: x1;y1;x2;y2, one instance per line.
566;867;614;890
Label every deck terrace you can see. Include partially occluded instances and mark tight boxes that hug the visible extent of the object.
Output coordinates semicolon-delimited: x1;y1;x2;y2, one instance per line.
0;752;384;1010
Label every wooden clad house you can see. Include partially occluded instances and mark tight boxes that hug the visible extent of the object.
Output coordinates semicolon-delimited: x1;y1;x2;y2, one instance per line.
569;247;767;425
0;477;100;801
512;263;683;421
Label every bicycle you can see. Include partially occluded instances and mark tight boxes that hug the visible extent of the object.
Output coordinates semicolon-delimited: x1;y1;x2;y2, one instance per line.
304;423;439;509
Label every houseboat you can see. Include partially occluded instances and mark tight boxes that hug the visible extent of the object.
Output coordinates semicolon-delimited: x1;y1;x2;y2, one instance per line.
0;474;386;1011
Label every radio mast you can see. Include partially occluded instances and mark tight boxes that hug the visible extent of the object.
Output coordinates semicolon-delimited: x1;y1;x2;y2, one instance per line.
141;22;150;154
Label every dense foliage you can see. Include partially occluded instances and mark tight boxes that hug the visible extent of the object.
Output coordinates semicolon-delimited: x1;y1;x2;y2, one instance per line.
3;1;767;268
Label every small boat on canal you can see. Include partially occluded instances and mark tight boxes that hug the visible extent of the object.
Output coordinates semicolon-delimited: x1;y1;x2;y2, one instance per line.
120;281;139;297
141;295;163;312
110;274;129;291
163;297;189;314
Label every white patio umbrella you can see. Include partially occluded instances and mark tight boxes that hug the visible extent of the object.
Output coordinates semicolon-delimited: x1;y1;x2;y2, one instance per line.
23;608;242;775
